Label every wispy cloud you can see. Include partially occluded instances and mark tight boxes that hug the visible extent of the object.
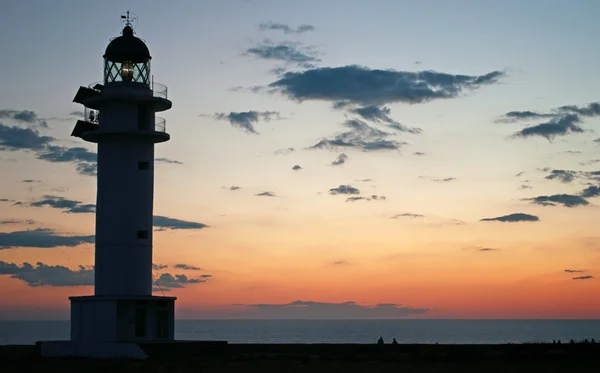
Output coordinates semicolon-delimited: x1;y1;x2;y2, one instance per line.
245;39;320;69
309;119;407;152
258;22;315;34
213;111;282;134
565;269;586;273
0;109;48;128
350;106;422;134
573;275;593;280
346;195;386;202
155;157;183;165
391;213;425;219
155;273;212;289
255;191;276;197
292;164;302;171
502;103;600;140
331;153;348;166
25;195;95;214
173;264;202;271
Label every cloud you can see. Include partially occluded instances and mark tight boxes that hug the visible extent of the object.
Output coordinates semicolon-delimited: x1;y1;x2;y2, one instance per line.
153;216;208;230
0;261;93;287
22;179;41;183
581;186;600;198
245;40;320;69
0;261;210;288
392;213;425;219
480;213;540;222
0;219;35;225
69;111;84;118
545;169;578;183
503;103;600;140
152;264;168;270
309;119;407;152
0;228;94;249
214;111;282;134
478;247;499;252
511;114;584;140
433;177;456;182
229;186;241;191
230;300;427;319
262;65;504;107
255;191;276;197
0;109;48;128
346;195;386;202
154;273;212;289
413;152;426;156
155;157;183;165
573;275;593;280
0;124;93;176
275;147;295;155
36;145;97;176
258;22;315;34
0;123;54;151
292;164;302;171
26;195;95;214
349;106;422;134
329;185;360;195
331;153;348;166
565;269;585;273
173;264;202;271
526;194;589;208
333;260;349;265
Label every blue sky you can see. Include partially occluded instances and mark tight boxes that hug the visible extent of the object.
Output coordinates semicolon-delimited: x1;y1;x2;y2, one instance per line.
1;0;600;319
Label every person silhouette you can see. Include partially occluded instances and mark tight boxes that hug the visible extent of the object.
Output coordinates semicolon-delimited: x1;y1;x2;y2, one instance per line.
377;337;384;345
392;338;398;345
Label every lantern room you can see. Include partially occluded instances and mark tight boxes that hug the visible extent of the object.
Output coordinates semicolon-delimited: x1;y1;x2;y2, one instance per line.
103;24;151;85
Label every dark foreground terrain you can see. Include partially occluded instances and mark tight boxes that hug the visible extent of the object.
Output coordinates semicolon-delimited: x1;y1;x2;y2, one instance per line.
2;342;600;372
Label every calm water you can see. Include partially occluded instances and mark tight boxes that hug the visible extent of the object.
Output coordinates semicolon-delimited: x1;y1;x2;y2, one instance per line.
1;319;599;345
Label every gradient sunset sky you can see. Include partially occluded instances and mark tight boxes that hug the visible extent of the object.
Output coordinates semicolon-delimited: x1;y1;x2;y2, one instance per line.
1;0;600;319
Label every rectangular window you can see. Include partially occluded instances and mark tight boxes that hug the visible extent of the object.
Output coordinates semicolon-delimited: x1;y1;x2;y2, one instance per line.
138;161;149;170
137;230;148;239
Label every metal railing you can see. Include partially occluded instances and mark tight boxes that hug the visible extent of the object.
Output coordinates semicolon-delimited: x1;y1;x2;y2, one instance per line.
155;117;166;132
87;80;168;100
151;82;168;99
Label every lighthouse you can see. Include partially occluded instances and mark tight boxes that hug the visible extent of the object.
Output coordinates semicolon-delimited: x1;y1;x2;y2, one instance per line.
39;13;176;357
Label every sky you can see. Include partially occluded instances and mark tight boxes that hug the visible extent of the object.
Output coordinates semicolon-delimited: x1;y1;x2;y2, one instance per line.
1;0;600;320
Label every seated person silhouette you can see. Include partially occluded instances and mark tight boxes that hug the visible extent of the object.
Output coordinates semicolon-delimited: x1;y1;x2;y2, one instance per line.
377;337;384;345
392;338;398;345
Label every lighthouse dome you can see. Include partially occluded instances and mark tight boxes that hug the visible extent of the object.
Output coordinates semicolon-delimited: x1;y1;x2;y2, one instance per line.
103;26;151;63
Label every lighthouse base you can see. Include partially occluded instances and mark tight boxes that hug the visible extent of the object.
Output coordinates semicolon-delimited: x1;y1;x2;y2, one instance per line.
69;295;176;344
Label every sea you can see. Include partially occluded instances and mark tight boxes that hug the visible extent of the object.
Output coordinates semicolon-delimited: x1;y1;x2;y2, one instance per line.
1;319;599;345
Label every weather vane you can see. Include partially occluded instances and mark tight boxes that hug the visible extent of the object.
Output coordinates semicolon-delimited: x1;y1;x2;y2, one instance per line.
120;10;138;30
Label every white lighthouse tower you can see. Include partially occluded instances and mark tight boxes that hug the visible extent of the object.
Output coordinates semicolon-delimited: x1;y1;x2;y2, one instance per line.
39;13;176;358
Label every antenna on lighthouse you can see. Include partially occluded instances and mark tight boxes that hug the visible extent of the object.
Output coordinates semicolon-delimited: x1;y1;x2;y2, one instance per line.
120;10;138;31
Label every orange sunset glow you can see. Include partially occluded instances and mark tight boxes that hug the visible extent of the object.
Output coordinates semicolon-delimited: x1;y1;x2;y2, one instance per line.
2;1;600;321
